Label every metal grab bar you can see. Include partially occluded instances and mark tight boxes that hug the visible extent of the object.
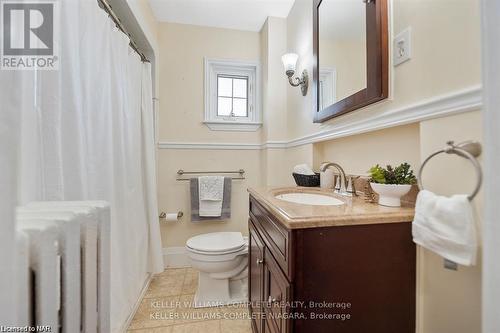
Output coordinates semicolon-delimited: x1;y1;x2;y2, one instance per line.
176;169;245;181
417;141;482;201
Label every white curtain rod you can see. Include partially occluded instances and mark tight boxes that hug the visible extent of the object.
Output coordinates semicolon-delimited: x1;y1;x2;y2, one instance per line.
97;0;150;63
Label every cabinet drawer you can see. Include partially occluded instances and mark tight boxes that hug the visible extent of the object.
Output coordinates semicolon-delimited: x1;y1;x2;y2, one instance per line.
250;197;291;278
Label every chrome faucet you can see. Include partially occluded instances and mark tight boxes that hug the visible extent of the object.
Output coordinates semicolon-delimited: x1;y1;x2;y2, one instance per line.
320;162;358;196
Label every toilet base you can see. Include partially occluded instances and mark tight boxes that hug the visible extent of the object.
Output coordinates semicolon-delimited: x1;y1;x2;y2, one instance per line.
193;272;248;308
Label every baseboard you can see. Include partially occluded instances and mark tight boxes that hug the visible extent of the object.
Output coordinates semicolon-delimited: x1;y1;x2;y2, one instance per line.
163;247;191;268
117;273;152;333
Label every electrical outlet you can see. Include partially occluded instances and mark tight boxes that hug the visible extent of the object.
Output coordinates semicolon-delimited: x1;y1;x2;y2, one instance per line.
393;27;412;66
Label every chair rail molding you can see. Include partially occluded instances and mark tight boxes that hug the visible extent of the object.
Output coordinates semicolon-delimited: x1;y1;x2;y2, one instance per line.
158;86;482;150
158;142;265;150
288;85;482;147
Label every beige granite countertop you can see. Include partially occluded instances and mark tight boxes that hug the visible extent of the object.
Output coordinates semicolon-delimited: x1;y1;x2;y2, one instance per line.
248;187;415;229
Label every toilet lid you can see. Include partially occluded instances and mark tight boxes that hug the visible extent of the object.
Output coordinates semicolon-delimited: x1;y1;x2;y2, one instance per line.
187;232;245;253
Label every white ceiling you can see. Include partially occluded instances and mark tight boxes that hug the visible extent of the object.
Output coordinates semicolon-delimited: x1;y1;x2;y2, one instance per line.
148;0;296;32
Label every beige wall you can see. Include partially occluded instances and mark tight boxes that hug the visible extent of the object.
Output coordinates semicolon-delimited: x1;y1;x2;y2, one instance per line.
285;0;318;139
158;149;263;247
314;123;421;175
261;18;288;143
158;23;261;144
127;0;159;51
127;0;160;97
260;17;293;187
157;23;263;247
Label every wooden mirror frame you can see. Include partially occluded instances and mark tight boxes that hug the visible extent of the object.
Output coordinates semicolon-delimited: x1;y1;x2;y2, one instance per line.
313;0;388;123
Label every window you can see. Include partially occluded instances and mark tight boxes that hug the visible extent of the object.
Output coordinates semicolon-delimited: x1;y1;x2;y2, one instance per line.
204;58;261;131
217;76;248;117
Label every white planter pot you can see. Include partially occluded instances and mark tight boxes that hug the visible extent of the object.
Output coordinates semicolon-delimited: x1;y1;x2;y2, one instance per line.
370;183;412;207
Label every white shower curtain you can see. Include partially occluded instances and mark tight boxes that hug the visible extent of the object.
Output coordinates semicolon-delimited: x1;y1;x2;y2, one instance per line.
13;0;164;331
0;67;26;326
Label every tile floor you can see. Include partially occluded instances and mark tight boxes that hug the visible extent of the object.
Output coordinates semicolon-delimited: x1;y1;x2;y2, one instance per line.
127;268;252;333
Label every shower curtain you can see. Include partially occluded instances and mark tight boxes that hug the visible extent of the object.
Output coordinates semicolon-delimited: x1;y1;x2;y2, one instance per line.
12;0;164;331
0;69;24;326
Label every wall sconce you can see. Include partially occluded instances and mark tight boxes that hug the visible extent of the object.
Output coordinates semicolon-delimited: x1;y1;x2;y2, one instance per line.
281;53;308;96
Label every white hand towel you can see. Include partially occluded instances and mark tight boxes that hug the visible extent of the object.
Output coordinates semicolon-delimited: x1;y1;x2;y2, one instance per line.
293;164;315;175
412;190;478;266
198;176;224;217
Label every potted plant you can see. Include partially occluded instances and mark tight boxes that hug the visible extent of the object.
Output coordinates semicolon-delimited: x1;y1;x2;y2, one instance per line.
368;163;416;207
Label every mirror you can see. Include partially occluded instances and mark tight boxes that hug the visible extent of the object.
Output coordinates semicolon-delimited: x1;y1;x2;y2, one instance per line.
313;0;388;122
319;0;366;109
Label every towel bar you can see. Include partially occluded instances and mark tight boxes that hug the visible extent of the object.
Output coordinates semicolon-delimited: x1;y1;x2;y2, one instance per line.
176;169;245;181
418;140;482;201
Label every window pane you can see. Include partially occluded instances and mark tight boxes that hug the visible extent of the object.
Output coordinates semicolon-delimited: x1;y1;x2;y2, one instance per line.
233;78;247;98
232;98;247;117
217;97;232;116
218;77;233;97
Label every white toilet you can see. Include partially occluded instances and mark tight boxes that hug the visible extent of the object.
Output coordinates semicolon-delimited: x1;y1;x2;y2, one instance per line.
186;232;248;308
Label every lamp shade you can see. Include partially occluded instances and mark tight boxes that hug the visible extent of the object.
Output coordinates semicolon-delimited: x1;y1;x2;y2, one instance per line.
281;53;298;73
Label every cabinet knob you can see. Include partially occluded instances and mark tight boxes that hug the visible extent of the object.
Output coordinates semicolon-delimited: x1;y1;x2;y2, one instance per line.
256;258;264;265
268;295;277;303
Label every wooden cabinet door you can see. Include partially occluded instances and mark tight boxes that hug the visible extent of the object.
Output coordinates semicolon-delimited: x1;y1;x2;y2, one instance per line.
263;250;291;333
249;220;266;333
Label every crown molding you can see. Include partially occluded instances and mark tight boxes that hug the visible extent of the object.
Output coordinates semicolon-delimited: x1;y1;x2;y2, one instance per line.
158;86;482;150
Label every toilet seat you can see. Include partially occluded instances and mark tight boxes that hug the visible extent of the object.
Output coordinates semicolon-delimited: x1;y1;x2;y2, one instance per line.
185;231;249;307
187;244;246;255
187;232;246;254
187;246;248;262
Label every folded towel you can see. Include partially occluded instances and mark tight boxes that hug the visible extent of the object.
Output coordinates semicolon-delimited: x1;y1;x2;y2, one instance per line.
293;164;315;175
412;190;478;266
190;177;231;221
198;176;224;216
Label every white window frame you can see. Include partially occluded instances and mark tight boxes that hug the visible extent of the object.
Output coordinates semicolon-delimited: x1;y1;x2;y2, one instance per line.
204;58;262;131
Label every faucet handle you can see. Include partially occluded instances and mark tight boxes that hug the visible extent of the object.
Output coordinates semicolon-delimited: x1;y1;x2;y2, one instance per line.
334;174;342;192
346;175;360;196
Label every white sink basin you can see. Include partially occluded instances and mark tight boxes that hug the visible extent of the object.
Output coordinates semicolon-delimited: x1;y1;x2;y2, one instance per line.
275;192;344;206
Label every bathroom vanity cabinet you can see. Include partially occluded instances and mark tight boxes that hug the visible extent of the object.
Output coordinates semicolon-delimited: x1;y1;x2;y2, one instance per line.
248;193;416;333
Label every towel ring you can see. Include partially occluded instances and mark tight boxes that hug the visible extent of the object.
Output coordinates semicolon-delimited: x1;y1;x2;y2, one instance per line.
418;140;482;201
